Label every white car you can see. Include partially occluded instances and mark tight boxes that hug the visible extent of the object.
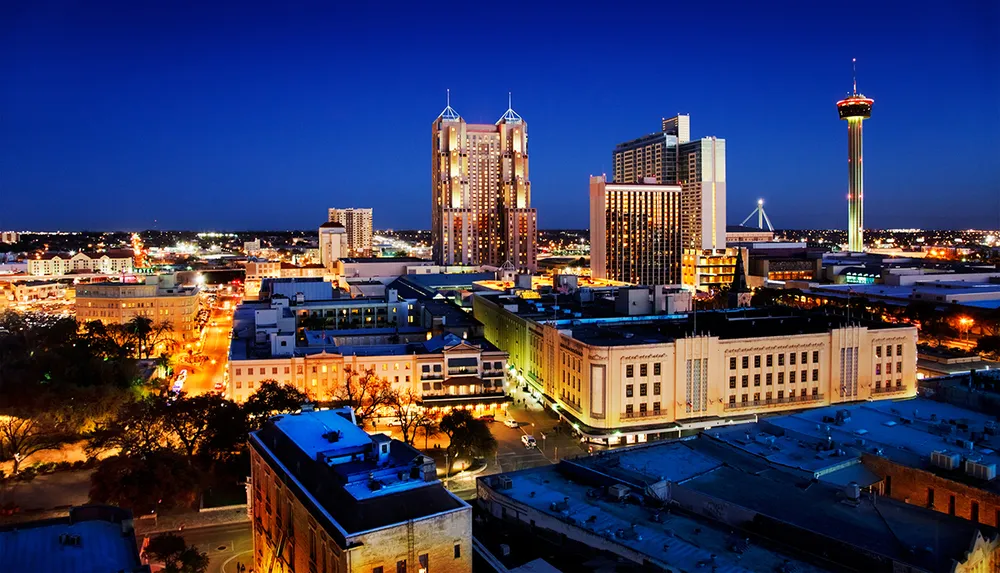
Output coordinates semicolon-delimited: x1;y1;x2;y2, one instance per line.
521;435;537;449
505;418;519;429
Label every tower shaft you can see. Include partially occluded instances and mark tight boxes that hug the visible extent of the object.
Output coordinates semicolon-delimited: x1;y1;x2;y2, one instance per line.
847;116;866;252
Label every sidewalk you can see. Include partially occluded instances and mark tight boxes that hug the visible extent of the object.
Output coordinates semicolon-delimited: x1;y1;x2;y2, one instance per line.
135;506;249;536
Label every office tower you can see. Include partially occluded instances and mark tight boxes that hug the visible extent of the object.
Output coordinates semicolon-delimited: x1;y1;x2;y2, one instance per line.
318;221;348;269
590;175;683;285
837;60;874;253
678;137;727;250
327;207;373;257
431;93;537;271
613;115;726;251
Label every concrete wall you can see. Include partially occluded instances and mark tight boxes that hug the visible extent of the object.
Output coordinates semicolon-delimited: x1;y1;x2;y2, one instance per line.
345;507;472;573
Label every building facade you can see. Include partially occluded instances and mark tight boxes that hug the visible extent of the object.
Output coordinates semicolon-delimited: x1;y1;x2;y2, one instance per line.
473;291;918;443
589;175;682;286
681;247;741;291
431;97;537;271
28;250;134;276
0;231;19;244
75;274;200;339
249;408;472;573
327;208;374;257
319;222;349;270
613;116;726;251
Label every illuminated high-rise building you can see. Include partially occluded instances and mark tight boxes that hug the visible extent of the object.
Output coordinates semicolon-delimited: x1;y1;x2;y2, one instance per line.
613;115;726;250
327;207;373;257
432;92;537;271
836;59;874;253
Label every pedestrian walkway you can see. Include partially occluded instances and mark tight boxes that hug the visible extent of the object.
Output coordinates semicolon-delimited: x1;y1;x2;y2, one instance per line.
135;506;249;536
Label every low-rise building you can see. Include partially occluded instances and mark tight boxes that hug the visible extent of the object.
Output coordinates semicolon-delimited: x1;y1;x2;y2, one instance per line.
681;247;743;291
336;257;437;282
3;279;65;302
725;224;774;244
75;274;200;339
27;250;134;276
473;290;918;443
0;231;19;244
249;407;471;573
0;505;150;573
479;431;1000;573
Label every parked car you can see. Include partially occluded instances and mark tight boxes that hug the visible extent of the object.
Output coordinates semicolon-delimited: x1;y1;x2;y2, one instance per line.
477;414;495;423
384;418;402;427
505;418;519;429
521;435;537;449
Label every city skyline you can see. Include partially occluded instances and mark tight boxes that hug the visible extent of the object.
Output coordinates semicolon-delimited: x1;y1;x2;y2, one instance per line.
3;1;998;232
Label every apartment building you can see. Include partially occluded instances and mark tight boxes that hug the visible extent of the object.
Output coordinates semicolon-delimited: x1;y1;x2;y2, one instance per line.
28;250;134;276
249;407;471;573
328;208;374;258
473;290;918;444
75;274;200;339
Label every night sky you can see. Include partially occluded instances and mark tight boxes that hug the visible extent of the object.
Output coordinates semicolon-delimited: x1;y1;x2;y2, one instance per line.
2;1;998;232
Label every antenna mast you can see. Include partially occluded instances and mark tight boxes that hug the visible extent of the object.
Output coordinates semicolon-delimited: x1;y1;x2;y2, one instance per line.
852;58;857;95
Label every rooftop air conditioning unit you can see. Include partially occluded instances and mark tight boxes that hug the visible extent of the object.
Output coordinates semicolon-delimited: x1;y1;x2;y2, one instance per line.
964;459;997;481
930;450;960;471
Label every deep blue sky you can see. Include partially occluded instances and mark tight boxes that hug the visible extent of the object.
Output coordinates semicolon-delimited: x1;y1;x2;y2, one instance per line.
2;0;998;232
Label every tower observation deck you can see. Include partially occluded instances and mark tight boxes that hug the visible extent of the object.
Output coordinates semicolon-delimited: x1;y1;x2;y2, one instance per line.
836;59;873;253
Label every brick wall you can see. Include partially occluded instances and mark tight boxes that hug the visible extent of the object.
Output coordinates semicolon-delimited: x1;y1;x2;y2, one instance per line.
862;454;1000;527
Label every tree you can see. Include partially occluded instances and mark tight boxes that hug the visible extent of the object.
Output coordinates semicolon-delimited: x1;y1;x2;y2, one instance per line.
145;533;209;573
155;353;174;378
439;409;497;467
334;367;394;427
126;316;174;359
418;418;440;451
160;393;222;459
388;389;428;446
243;381;309;431
977;335;1000;359
87;396;173;457
89;451;199;515
0;414;65;475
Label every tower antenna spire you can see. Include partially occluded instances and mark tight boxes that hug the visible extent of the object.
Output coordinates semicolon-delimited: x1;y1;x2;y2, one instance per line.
447;88;451;107
508;91;512;110
852;58;857;95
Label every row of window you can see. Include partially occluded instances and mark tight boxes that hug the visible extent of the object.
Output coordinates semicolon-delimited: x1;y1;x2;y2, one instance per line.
729;369;820;388
624;402;662;415
625;382;661;397
875;344;904;358
238;361;507;377
625;363;662;378
730;387;819;404
371;546;460;573
875;362;903;376
732;351;820;370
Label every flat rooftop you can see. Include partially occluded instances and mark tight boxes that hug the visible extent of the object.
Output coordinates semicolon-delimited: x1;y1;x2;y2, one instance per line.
0;508;147;573
483;464;831;573
339;256;429;263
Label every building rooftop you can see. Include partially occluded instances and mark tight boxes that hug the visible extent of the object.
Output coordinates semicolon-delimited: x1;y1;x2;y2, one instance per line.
251;409;466;545
0;506;149;573
482;464;832;573
339;256;428;264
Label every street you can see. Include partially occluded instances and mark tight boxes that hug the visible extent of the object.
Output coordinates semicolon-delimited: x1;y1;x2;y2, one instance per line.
144;522;252;573
176;305;233;396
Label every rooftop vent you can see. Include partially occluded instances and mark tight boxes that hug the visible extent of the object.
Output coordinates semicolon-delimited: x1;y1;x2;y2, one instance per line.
930;450;961;470
322;430;343;443
964;459;997;481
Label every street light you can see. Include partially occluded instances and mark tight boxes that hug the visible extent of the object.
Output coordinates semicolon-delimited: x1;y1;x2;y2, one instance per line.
958;317;974;341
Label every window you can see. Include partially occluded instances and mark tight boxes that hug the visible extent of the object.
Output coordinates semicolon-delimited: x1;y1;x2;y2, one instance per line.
801;388;808;397
896;379;902;388
801;352;808;364
778;354;785;366
249;381;254;389
640;364;648;377
236;381;242;389
248;368;254;375
812;387;819;396
272;367;278;375
729;357;737;370
790;353;796;366
741;393;748;403
729;376;737;389
766;391;772;401
813;350;819;363
801;370;807;383
741;375;748;388
753;392;760;402
284;366;290;374
949;495;956;516
653;401;661;413
875;346;882;358
419;554;429;571
896;361;902;373
754;355;761;368
753;374;760;386
896;344;903;356
454;544;462;559
626;385;633;397
789;371;796;384
640;383;647;397
626;365;634;378
766;355;773;367
886;345;893;357
653;363;661;376
397;560;407;573
766;373;773;385
778;390;784;399
236;368;242;375
374;568;384;573
625;404;633;414
729;396;736;406
422;365;430;372
653;382;661;394
927;487;935;508
812;369;819;381
875;364;881;376
778;372;785;384
742;356;749;369
639;403;647;414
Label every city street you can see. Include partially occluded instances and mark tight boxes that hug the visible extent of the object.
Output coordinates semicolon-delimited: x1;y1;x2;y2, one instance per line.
176;306;233;396
143;522;252;573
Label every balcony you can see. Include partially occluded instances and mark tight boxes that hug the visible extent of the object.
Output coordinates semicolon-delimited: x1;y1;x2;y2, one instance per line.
724;394;825;411
619;409;669;422
871;385;908;396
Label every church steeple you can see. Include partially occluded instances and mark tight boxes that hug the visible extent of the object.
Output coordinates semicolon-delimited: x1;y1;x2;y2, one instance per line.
728;248;752;308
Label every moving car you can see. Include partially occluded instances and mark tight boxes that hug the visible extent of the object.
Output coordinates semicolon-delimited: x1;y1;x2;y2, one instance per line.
504;418;519;429
521;435;537;449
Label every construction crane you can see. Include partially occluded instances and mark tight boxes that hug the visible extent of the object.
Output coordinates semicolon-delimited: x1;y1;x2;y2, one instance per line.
740;199;775;231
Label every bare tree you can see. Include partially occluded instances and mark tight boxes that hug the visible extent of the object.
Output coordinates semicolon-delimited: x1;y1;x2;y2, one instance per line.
334;367;394;426
418;418;440;451
0;414;65;475
388;389;428;446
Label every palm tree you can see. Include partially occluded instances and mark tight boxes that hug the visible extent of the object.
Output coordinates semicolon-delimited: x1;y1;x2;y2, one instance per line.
155;353;173;378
